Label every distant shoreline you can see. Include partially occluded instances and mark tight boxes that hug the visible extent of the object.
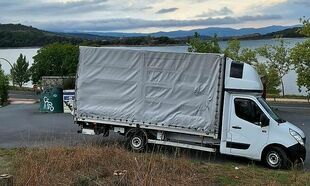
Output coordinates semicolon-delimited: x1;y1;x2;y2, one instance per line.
0;46;42;49
0;37;307;49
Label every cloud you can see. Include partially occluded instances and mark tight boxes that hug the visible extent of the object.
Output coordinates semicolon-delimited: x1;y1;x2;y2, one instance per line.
0;0;109;16
0;0;297;32
121;6;153;11
31;14;282;32
156;8;178;14
141;6;153;10
196;7;233;17
293;0;310;7
188;0;211;3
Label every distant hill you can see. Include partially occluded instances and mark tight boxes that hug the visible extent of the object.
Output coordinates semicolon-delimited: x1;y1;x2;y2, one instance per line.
86;25;298;38
263;27;304;38
223;27;305;40
152;25;295;38
61;32;117;41
0;24;88;47
0;23;305;48
0;24;181;47
88;32;146;38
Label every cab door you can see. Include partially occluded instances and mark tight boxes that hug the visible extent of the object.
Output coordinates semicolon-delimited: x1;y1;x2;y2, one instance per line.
227;95;269;159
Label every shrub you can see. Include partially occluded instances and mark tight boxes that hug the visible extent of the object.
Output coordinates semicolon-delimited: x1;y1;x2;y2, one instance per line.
0;66;9;105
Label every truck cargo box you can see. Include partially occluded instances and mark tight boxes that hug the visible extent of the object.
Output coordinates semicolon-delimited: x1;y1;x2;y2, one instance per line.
75;47;225;136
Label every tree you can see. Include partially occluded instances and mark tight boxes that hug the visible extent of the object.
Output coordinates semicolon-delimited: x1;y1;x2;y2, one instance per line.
291;17;310;96
0;64;9;105
188;32;221;53
238;48;258;65
256;63;281;94
256;39;292;96
11;54;30;87
224;39;240;60
299;17;310;37
224;39;258;65
224;39;282;95
31;43;79;84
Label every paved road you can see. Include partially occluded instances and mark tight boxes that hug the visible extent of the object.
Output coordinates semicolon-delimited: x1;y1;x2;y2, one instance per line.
270;102;310;168
0;100;309;169
8;90;40;100
0;103;122;148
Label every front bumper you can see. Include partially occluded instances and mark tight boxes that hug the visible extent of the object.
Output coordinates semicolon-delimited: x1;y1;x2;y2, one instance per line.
287;143;306;162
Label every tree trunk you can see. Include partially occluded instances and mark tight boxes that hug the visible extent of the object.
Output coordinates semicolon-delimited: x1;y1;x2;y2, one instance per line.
281;79;285;97
12;79;15;90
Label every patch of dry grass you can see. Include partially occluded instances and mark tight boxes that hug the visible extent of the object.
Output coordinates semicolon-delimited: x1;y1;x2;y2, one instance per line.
1;145;309;185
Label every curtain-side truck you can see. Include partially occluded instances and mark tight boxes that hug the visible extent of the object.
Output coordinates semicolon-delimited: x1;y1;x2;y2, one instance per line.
74;47;306;169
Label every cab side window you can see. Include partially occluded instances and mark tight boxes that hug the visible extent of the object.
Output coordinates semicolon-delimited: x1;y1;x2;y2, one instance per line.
234;98;264;126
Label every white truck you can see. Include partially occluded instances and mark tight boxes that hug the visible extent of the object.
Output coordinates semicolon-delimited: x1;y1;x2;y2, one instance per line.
74;47;306;169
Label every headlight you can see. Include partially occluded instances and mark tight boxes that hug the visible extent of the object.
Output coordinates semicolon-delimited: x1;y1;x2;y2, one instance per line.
289;129;304;146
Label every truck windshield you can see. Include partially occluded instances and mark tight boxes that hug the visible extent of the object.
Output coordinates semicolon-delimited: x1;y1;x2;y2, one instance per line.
257;97;286;123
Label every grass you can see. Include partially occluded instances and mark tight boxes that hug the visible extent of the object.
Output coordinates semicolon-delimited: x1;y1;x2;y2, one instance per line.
0;145;309;186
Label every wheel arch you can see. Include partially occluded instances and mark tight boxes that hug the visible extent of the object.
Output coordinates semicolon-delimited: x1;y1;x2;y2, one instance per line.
261;143;288;161
125;127;148;139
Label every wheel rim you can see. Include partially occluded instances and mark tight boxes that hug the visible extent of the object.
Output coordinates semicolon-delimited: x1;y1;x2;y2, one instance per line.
131;136;142;149
267;151;281;167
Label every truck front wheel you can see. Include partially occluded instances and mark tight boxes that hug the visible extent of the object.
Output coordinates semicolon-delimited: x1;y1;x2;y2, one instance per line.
263;146;290;169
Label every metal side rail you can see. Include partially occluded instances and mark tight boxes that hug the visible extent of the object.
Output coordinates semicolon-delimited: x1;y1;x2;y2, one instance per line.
76;118;217;138
148;139;216;152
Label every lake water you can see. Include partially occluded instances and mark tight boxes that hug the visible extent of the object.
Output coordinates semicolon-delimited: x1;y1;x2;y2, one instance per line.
0;38;307;95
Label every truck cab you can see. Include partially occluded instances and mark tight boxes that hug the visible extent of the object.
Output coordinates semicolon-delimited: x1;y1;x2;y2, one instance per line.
220;59;306;169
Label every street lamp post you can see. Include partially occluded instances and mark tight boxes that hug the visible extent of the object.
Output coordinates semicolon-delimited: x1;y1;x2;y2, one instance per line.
0;57;15;89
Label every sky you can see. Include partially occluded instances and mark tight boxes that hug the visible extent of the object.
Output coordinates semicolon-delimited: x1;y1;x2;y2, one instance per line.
0;0;309;33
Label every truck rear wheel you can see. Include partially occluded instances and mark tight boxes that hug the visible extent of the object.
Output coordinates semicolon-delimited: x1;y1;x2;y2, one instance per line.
126;129;147;152
264;146;290;169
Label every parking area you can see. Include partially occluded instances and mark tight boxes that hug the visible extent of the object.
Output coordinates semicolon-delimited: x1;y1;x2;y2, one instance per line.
0;99;309;168
0;103;122;148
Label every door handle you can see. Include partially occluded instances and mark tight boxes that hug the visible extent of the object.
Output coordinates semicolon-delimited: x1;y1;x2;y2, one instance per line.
232;126;242;129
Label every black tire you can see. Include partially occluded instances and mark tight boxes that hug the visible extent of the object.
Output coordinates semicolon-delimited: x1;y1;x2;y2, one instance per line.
263;146;291;169
126;130;147;152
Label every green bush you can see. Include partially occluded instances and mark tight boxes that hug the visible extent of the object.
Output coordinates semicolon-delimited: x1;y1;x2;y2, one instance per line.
31;43;79;84
188;32;221;53
0;66;9;105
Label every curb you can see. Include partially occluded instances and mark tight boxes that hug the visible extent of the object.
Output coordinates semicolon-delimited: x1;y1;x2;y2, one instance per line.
8;98;39;105
266;98;310;103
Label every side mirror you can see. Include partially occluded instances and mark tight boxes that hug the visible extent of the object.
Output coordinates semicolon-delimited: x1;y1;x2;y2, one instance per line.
260;114;270;127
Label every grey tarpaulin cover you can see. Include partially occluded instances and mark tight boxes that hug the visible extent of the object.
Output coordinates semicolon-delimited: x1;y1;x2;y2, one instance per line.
75;47;225;135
